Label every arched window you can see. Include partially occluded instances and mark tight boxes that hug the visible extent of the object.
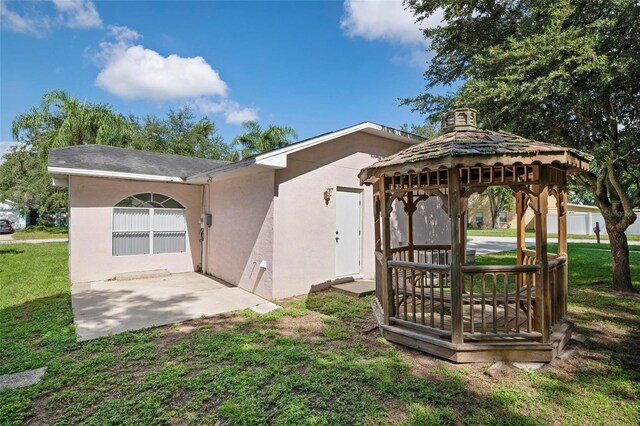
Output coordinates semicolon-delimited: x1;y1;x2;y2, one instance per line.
112;193;187;256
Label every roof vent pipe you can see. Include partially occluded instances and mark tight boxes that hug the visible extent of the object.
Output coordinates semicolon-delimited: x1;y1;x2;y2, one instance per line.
440;108;478;133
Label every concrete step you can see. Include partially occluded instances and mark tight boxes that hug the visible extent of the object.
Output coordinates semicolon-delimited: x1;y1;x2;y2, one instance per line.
332;279;375;297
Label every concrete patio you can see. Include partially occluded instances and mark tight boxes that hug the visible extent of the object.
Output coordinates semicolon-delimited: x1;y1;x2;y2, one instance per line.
71;272;269;341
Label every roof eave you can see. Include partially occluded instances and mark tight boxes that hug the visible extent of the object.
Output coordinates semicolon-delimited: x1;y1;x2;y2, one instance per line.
359;151;590;185
47;166;189;184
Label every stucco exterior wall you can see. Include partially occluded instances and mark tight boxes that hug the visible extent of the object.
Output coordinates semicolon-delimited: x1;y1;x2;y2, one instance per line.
271;133;409;299
68;176;202;283
206;170;275;300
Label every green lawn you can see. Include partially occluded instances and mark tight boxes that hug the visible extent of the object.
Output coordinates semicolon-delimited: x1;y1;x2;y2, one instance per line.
1;243;639;425
10;226;68;241
467;227;640;241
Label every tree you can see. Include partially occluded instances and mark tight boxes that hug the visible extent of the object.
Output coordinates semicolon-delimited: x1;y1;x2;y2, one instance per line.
4;90;136;215
12;90;134;153
400;122;438;139
403;0;640;292
482;187;515;229
232;121;297;159
2;91;231;219
131;107;230;160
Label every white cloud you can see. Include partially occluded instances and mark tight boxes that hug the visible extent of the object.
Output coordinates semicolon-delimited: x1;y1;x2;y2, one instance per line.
0;2;51;36
52;0;102;29
341;0;421;44
195;99;258;125
95;27;257;124
341;0;443;67
95;28;228;101
0;0;101;36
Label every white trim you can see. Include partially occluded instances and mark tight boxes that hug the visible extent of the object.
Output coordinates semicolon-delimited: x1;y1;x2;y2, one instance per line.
48;166;186;183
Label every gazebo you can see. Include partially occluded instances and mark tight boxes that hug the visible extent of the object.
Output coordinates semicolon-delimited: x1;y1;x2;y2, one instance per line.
359;109;591;362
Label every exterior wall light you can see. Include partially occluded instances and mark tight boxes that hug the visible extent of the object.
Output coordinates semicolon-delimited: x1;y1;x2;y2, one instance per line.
324;187;334;205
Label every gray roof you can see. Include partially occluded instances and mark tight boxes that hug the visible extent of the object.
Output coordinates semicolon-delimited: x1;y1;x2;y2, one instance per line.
360;128;592;180
48;145;230;179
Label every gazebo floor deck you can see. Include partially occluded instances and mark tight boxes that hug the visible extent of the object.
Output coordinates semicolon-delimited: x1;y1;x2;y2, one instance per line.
395;303;532;337
373;301;573;363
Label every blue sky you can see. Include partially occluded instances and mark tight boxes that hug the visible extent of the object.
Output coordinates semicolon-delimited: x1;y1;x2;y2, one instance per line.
1;1;450;156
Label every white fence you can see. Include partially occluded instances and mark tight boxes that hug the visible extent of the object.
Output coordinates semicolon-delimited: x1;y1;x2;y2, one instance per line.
547;212;640;236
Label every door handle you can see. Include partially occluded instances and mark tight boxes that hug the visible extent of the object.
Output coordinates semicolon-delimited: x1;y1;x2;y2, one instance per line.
336;236;340;243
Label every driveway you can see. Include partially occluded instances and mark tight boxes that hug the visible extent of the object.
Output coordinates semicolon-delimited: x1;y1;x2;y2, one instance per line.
72;272;269;341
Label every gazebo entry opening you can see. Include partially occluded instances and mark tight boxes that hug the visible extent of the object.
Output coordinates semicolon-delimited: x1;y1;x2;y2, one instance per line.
359;109;591;363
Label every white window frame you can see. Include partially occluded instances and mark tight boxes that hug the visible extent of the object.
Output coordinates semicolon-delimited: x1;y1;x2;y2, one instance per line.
112;206;186;256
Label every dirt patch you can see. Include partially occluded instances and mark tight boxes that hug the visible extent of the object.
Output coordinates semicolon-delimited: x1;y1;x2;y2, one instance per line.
24;394;52;426
270;312;325;342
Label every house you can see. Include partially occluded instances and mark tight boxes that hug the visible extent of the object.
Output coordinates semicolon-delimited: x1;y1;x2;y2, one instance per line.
48;122;439;300
468;194;640;235
466;192;515;229
0;199;35;229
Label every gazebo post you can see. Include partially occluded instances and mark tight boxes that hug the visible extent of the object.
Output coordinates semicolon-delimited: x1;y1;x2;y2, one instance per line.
534;166;551;343
379;175;393;325
557;185;569;319
515;191;527;287
406;192;415;262
448;166;464;344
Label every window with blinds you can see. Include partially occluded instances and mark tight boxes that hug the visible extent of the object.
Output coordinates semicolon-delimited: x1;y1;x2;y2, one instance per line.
112;194;186;256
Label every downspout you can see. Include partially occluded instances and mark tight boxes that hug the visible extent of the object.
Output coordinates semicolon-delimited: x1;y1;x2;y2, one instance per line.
200;183;206;273
67;175;72;279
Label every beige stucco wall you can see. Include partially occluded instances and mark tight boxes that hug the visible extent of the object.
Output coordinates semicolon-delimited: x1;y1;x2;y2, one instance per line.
68;176;202;283
271;133;409;299
206;170;275;300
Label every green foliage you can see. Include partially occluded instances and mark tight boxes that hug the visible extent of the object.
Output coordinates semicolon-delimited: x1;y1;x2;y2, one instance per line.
129;107;230;160
403;0;640;290
12;90;133;151
232;121;298;159
400;123;438;139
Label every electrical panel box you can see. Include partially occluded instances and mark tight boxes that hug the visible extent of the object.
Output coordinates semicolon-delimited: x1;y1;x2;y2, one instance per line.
200;213;212;228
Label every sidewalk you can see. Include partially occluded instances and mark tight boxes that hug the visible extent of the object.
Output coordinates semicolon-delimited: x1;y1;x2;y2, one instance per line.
469;235;640;245
467;235;640;256
0;237;68;244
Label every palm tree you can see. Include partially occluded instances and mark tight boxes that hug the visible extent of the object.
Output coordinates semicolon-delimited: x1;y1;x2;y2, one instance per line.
232;121;297;159
12;90;134;153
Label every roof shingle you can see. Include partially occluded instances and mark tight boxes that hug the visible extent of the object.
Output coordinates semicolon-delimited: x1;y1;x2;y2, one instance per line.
48;145;229;179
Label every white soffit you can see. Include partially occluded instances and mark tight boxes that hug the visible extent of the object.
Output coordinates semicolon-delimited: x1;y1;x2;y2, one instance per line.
47;166;186;184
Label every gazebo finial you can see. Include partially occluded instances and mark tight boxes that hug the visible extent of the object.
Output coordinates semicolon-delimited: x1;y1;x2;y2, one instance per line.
440;108;477;133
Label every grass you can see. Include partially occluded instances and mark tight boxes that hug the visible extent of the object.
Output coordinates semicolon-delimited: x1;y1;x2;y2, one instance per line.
10;226;68;241
467;227;640;241
1;242;639;425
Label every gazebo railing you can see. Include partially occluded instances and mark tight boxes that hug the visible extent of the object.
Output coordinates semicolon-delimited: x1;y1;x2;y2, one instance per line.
390;244;451;264
461;264;540;339
549;256;568;326
388;259;452;336
376;246;569;344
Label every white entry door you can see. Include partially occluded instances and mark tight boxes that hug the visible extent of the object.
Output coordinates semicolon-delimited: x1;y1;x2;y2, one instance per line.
335;189;362;277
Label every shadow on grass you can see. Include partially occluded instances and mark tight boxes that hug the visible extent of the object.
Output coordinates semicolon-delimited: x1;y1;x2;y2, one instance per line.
2;286;638;425
0;248;25;255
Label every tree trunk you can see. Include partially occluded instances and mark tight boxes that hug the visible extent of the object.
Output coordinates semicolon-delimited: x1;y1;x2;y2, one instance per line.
608;228;633;292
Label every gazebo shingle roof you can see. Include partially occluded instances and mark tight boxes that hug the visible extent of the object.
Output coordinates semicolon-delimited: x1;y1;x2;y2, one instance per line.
360;128;591;182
